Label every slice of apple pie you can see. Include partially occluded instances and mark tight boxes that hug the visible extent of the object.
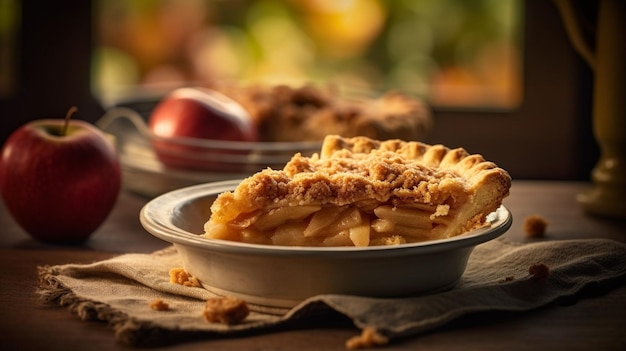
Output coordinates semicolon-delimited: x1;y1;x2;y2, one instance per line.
203;135;511;247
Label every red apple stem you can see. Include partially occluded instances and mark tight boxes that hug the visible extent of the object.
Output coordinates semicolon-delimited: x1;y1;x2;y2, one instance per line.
62;106;78;136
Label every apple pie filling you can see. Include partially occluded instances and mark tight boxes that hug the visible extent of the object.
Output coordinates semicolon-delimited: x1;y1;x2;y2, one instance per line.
203;135;511;247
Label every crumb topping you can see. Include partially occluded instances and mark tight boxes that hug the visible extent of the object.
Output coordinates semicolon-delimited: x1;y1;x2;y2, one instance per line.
205;135;511;244
210;135;509;224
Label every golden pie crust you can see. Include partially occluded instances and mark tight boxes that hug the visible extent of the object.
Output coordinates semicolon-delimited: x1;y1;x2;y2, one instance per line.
203;135;511;246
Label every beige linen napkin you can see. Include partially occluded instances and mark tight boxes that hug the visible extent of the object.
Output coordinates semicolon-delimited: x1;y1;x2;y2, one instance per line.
38;238;626;348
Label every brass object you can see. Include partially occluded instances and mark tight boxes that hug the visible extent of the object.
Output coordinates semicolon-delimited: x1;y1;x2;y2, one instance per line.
555;0;626;219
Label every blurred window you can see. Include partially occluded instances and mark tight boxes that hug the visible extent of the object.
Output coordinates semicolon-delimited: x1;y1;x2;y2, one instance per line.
92;0;523;109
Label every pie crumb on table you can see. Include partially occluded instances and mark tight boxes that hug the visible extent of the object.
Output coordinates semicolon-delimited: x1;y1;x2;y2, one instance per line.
523;214;548;238
345;327;389;350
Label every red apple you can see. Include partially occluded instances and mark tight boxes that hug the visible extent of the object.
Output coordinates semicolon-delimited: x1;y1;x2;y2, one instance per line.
147;87;258;171
0;109;121;244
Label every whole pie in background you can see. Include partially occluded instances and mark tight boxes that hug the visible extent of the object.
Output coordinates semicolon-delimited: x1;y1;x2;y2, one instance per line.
215;84;433;142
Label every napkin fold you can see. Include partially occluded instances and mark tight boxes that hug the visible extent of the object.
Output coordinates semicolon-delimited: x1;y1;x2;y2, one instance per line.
37;238;626;348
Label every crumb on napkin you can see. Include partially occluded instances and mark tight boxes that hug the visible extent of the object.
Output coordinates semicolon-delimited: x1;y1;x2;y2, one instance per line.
346;327;389;350
529;262;550;280
169;267;202;287
149;299;170;311
499;276;515;283
523;214;548;238
203;296;250;325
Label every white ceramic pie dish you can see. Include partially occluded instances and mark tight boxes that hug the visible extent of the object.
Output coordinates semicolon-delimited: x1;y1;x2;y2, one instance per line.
140;180;512;309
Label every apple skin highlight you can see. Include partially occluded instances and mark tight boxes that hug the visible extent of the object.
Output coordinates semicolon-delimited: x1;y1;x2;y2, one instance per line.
147;87;258;171
149;88;258;142
0;119;121;244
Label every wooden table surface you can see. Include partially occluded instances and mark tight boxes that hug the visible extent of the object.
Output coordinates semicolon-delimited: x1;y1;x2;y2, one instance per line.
1;180;625;351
